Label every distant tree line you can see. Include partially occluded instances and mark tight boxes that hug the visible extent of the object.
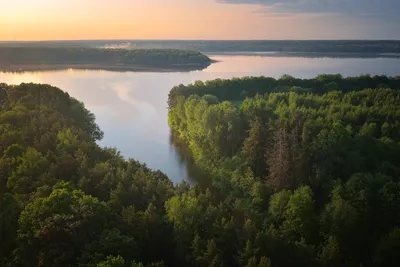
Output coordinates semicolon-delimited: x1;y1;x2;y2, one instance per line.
184;40;400;53
2;40;400;54
168;74;400;108
0;47;212;71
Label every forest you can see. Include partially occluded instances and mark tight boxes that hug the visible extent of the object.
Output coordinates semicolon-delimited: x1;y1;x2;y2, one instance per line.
0;47;212;72
168;74;400;108
168;74;400;267
0;76;399;267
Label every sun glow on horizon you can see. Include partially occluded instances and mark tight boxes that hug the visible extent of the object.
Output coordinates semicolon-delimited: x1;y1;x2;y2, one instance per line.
1;0;399;40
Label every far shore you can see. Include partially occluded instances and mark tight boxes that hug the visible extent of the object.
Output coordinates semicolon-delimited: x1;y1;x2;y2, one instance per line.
0;62;213;73
204;51;400;59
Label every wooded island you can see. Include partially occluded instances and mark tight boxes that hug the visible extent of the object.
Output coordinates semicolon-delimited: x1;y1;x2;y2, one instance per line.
0;47;213;72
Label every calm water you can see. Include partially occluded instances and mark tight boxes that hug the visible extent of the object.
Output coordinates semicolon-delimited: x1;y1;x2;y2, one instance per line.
1;55;400;183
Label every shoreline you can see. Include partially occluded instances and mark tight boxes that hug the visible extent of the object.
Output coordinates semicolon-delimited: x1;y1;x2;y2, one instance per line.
204;51;400;59
0;63;212;73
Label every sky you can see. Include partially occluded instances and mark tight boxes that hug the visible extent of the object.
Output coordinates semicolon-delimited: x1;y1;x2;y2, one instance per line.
0;0;399;40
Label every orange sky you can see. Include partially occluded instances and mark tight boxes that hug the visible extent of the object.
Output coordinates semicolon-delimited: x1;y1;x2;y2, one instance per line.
0;0;398;40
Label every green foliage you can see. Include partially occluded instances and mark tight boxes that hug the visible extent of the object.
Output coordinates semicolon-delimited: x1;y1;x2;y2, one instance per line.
8;147;51;194
202;94;219;105
0;83;175;267
94;256;162;267
282;186;315;241
96;255;127;267
0;193;20;264
168;74;400;109
242;118;267;178
168;75;400;267
269;190;291;223
374;227;400;267
2;77;400;267
17;182;112;266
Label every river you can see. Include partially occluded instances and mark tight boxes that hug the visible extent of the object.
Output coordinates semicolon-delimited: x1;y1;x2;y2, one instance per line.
1;55;400;183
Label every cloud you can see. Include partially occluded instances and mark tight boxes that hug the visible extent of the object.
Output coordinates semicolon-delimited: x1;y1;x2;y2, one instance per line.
110;81;161;132
216;0;400;20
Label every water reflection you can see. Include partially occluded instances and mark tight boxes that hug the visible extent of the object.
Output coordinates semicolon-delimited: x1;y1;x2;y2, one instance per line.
169;131;212;188
1;55;400;184
204;55;400;77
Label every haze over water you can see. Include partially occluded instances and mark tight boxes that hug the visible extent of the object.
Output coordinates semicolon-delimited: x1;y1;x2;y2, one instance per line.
2;55;400;183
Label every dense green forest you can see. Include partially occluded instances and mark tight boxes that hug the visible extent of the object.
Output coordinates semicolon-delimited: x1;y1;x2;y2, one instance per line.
168;75;400;267
0;83;176;267
0;47;212;72
1;76;400;267
168;74;400;108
